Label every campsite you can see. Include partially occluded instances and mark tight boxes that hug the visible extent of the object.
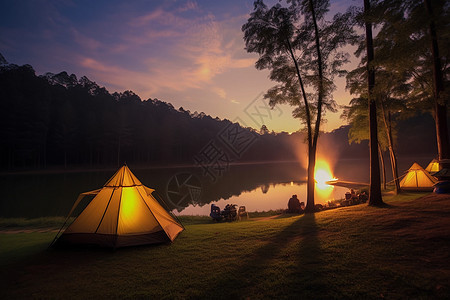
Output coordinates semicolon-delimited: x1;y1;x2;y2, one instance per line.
1;160;450;298
1;0;450;299
1;192;450;298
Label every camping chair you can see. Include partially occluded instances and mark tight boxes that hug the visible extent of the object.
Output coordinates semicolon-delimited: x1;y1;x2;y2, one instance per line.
222;204;238;221
210;204;223;222
238;206;249;221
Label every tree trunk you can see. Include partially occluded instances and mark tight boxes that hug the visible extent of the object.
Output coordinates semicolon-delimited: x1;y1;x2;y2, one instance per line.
117;135;121;168
365;0;383;206
305;0;325;213
378;143;386;190
306;144;317;213
387;112;400;194
381;105;401;193
43;140;47;169
286;37;316;212
89;144;93;167
424;0;449;166
435;102;449;162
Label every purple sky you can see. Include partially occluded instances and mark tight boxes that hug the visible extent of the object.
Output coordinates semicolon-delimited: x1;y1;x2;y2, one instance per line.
0;0;357;133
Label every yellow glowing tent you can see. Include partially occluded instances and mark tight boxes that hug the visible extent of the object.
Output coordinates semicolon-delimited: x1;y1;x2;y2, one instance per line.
425;159;440;174
55;165;184;248
400;163;437;191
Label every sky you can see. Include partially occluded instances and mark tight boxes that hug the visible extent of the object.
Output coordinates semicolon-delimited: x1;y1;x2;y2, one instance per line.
0;0;358;133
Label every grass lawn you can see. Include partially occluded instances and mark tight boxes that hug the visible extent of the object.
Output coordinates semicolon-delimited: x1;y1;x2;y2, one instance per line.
1;192;449;299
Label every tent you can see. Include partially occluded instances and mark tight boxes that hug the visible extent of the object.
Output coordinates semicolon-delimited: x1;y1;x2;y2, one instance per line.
425;159;440;174
55;165;184;248
400;163;437;191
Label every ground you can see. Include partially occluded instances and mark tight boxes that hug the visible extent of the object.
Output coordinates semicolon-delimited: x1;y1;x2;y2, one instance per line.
0;192;449;299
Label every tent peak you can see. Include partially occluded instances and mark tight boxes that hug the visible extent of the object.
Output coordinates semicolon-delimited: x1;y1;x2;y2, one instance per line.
104;165;143;187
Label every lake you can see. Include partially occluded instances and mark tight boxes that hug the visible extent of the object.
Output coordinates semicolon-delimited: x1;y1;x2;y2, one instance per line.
176;180;348;216
0;157;432;218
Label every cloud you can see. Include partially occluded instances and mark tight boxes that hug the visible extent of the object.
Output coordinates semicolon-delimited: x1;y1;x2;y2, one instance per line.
19;1;258;107
79;54;207;98
130;9;165;27
178;1;199;12
170;13;254;83
70;27;101;50
212;87;227;99
77;3;257;100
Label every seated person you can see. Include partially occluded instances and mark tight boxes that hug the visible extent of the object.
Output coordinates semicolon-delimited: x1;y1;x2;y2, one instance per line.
288;194;302;213
345;192;352;200
358;191;368;203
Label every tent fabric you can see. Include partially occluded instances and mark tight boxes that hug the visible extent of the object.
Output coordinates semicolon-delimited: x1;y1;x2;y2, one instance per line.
425;159;440;174
400;163;437;191
64;188;102;221
57;165;184;248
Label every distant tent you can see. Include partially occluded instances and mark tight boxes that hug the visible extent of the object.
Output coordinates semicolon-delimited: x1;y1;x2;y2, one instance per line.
425;159;440;174
54;165;184;248
400;163;437;191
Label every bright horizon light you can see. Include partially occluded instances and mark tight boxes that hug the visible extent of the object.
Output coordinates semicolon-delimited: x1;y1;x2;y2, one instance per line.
314;160;338;188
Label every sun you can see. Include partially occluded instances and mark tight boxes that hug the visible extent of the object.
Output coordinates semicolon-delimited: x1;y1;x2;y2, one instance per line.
314;160;337;186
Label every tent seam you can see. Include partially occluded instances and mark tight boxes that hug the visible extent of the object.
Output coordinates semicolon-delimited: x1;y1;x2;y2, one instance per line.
135;186;173;240
95;187;116;234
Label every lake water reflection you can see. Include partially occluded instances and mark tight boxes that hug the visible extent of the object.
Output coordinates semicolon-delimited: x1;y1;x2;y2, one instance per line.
175;181;349;216
0;158;425;218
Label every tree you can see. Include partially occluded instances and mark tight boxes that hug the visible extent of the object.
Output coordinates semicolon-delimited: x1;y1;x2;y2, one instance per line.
376;72;408;194
242;0;355;212
341;96;390;190
345;65;408;194
374;0;449;165
423;0;449;165
260;124;270;135
363;0;383;205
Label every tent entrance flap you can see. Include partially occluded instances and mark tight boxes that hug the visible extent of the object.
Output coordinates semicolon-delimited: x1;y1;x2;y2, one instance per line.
49;188;102;248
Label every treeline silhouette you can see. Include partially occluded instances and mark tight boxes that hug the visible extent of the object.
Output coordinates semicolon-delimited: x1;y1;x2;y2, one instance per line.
0;57;299;170
0;56;442;171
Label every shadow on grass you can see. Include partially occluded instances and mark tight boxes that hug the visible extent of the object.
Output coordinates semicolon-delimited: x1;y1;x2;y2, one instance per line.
368;202;395;208
0;233;170;295
200;213;328;299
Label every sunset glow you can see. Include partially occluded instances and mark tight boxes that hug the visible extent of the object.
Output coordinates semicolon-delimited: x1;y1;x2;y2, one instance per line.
314;160;338;188
0;0;352;134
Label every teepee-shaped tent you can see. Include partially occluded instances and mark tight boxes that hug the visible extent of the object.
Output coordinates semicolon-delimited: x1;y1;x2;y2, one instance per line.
425;159;440;174
400;163;437;191
55;165;184;248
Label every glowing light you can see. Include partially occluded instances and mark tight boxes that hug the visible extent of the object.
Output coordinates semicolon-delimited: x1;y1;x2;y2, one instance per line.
120;188;138;219
314;160;338;188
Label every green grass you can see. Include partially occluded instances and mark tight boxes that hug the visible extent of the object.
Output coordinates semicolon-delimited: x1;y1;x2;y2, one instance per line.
1;192;449;299
0;210;284;228
0;216;71;228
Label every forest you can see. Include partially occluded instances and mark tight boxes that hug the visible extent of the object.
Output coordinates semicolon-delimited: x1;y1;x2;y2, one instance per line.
0;53;442;172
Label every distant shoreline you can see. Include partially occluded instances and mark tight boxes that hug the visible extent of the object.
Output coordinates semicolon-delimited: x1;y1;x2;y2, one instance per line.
1;156;435;176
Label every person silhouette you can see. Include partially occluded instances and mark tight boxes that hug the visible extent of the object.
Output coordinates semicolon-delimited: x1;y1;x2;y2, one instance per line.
288;194;302;213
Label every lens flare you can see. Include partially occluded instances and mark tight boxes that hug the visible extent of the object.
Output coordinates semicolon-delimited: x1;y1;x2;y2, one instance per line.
314;160;338;187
